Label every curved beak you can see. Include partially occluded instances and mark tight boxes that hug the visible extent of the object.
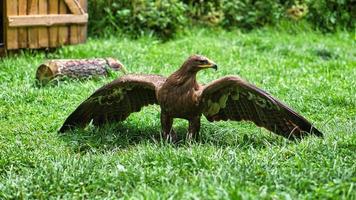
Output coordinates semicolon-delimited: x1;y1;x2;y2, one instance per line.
211;64;218;71
198;60;218;71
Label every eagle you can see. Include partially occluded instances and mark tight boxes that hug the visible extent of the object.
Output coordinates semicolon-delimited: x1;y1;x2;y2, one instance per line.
59;55;323;141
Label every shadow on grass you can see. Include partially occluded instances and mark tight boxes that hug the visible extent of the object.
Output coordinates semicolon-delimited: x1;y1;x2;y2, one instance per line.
59;122;160;153
59;120;290;153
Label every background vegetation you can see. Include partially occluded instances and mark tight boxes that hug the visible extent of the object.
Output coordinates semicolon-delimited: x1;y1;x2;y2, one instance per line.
88;0;355;38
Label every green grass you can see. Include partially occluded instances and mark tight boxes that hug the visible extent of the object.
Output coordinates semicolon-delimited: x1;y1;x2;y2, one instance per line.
0;28;355;199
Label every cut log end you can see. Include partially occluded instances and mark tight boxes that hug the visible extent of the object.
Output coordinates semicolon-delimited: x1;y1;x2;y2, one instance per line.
36;65;53;85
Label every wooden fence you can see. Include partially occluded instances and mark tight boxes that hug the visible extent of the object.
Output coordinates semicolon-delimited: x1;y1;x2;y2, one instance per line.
1;0;88;53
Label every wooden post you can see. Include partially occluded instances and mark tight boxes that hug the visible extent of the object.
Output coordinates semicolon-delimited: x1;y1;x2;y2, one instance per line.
59;0;69;45
0;47;5;57
6;0;18;49
28;0;39;49
38;0;49;48
36;58;126;85
49;0;59;48
18;0;28;48
78;0;87;43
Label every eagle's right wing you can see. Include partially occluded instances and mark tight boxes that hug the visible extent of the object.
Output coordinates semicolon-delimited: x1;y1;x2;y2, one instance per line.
59;74;166;133
200;76;323;140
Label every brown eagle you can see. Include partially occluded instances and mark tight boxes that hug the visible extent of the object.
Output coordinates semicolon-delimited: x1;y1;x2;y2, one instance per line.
59;55;323;141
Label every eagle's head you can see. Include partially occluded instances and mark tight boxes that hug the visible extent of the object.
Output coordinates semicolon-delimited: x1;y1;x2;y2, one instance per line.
181;55;218;73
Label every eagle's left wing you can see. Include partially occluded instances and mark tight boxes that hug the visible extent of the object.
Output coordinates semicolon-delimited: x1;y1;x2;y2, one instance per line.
200;76;323;140
59;74;166;133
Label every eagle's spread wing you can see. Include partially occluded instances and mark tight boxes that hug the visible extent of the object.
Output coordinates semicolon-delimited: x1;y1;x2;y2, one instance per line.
200;76;323;139
59;74;166;133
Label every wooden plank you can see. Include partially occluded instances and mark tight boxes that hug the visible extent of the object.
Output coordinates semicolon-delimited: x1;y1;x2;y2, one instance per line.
70;25;79;44
77;0;87;43
0;0;4;47
58;0;69;45
79;0;88;43
38;0;49;48
28;0;39;49
0;47;5;57
48;0;58;48
18;0;27;48
64;0;84;15
69;1;80;44
5;0;18;49
8;14;89;27
80;0;87;13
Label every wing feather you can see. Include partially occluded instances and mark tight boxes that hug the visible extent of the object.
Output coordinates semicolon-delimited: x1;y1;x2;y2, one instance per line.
200;76;323;139
59;74;166;133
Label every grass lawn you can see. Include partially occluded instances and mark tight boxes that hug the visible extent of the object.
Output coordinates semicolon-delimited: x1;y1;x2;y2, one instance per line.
0;28;355;199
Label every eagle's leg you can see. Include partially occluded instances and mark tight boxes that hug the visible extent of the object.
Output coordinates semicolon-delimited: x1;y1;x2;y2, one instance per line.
187;116;201;141
160;112;177;142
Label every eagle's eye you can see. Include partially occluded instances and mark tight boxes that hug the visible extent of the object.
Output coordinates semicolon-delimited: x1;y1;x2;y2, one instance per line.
198;60;208;64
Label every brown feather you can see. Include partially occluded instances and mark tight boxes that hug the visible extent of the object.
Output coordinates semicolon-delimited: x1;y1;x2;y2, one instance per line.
201;76;323;139
59;74;166;133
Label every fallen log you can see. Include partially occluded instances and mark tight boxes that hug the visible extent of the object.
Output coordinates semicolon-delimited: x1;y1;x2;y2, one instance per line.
36;58;126;85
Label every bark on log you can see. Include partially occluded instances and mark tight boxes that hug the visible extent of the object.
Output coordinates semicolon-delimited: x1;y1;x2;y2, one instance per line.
36;58;125;85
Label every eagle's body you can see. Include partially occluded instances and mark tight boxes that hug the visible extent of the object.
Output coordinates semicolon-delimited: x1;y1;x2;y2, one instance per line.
157;67;205;140
59;55;323;141
158;70;202;118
